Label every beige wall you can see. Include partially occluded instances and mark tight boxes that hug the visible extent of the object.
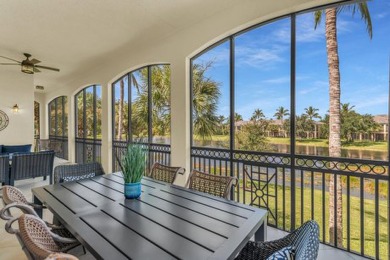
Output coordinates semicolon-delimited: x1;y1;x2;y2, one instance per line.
0;69;34;146
41;0;341;185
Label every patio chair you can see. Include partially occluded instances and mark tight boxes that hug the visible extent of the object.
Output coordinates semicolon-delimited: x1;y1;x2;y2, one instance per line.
148;162;185;184
45;253;79;260
235;220;320;260
0;187;77;240
10;151;55;186
0;153;9;185
0;185;43;218
53;162;105;184
187;169;237;199
5;213;80;260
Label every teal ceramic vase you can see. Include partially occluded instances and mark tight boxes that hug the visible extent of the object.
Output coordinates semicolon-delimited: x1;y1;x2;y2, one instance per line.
124;182;141;199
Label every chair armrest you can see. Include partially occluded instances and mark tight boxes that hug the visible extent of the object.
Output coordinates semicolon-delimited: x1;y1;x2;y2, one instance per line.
50;232;79;244
0;202;38;220
5;216;19;234
236;234;294;260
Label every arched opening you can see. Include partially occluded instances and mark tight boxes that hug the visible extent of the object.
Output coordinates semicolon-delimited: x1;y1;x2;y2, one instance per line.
48;96;68;159
75;85;102;163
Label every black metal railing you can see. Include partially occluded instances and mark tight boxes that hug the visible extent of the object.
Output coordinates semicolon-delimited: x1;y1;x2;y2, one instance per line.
75;137;101;163
48;135;68;160
112;140;171;172
191;146;389;259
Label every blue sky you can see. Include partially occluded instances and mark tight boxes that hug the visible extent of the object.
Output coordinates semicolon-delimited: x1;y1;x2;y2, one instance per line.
194;0;390;120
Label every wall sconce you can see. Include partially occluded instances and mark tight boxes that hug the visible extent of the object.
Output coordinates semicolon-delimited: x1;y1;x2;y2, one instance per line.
12;104;19;113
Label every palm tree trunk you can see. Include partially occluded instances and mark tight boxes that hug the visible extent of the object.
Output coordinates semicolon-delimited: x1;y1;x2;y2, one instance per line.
325;8;343;248
117;79;125;141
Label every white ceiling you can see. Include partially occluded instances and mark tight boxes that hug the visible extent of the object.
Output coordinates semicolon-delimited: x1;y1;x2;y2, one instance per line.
0;0;238;92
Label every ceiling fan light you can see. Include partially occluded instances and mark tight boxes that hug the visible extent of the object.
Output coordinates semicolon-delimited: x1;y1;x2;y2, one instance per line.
21;64;34;74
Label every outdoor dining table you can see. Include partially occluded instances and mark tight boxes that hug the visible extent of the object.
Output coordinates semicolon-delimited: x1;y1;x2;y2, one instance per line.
32;172;268;260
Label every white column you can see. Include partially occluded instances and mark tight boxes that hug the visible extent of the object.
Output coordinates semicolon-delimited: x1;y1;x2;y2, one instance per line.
68;93;76;162
101;81;111;173
170;57;191;187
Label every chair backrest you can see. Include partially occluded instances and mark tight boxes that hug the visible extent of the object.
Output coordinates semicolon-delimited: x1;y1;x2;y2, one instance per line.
10;151;55;184
53;162;105;184
188;169;237;199
18;214;61;259
1;185;29;205
149;162;184;184
291;220;320;260
0;154;9;184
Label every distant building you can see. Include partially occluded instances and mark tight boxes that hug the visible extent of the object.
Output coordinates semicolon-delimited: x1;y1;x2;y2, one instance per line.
372;114;388;141
235;119;324;138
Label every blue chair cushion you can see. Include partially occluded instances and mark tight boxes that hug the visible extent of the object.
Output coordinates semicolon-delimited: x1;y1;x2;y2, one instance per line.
2;144;32;154
0;145;3;154
266;246;295;260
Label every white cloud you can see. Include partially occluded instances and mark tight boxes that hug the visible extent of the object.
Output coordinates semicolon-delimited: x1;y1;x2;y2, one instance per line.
235;44;287;69
298;80;328;95
262;76;290;84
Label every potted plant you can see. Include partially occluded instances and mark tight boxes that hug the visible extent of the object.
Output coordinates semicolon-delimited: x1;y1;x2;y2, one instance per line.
117;143;147;199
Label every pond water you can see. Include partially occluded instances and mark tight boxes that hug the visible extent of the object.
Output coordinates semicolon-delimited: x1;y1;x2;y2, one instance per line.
193;140;388;161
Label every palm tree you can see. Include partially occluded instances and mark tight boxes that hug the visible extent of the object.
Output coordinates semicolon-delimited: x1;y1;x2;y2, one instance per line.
131;66;171;141
304;106;321;121
234;113;243;122
274;106;289;120
192;62;221;139
274;106;290;137
314;2;372;247
340;102;355;114
250;109;265;122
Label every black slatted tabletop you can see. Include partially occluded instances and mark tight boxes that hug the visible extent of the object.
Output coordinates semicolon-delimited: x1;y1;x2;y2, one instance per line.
32;173;267;260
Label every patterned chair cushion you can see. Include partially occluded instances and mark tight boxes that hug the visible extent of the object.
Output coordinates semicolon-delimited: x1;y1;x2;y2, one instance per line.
266;246;295;260
60;173;95;183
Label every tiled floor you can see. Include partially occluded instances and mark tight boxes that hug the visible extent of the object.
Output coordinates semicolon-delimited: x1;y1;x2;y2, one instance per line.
0;171;369;260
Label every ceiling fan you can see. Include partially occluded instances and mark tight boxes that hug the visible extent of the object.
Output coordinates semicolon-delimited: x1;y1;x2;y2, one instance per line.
0;53;60;74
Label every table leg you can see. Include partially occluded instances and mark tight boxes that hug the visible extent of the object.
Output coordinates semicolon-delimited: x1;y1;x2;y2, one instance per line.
255;219;267;241
33;195;43;218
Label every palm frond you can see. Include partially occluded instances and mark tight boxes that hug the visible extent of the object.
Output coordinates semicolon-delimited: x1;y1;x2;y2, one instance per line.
314;10;323;29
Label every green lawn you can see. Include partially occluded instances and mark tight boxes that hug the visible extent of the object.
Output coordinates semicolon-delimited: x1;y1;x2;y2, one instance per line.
234;180;389;259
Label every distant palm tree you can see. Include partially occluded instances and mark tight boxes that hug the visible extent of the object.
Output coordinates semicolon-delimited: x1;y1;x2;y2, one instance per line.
274;106;289;120
340;102;355;114
234;113;243;122
304;106;321;121
314;2;372;247
250;109;265;122
274;106;290;137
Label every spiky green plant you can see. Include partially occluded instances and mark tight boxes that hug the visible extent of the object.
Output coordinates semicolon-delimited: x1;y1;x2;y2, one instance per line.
117;144;147;183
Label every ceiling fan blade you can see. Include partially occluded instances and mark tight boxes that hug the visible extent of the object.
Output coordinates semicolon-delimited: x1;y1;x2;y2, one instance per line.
35;65;60;72
30;58;41;64
0;55;21;63
33;67;41;73
0;63;19;65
